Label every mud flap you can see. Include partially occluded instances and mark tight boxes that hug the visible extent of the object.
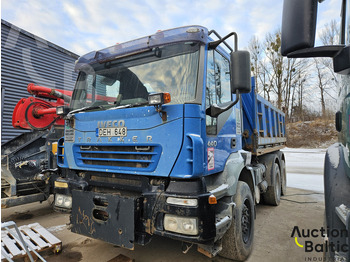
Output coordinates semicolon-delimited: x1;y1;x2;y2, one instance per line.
71;190;135;249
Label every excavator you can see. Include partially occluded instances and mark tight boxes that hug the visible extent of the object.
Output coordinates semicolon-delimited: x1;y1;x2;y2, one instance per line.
1;84;71;208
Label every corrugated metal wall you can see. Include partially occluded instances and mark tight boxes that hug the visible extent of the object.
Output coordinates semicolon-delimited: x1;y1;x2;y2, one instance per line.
1;19;79;144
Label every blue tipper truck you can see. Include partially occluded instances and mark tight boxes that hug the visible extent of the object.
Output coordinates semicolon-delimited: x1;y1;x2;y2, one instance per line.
54;25;286;261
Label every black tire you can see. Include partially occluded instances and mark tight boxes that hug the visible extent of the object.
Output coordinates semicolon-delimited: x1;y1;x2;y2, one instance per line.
220;181;255;261
324;144;350;260
280;160;287;196
263;162;281;206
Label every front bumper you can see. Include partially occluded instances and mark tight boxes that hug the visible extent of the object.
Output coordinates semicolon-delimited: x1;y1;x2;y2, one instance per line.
54;172;216;248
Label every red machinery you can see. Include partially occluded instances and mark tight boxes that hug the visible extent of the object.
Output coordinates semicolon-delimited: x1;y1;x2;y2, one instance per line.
12;83;72;130
2;83;73;208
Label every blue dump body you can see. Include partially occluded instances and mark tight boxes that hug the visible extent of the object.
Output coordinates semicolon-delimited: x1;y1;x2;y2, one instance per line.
241;79;286;155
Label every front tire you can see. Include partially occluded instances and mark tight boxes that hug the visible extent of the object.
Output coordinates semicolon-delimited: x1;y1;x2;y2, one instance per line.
220;181;255;261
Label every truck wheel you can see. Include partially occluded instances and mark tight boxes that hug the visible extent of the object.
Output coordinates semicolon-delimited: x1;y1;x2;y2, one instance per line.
219;181;254;261
280;160;287;196
324;144;350;260
263;163;281;206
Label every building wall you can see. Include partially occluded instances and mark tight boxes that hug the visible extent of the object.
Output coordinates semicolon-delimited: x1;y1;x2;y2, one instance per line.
1;19;79;143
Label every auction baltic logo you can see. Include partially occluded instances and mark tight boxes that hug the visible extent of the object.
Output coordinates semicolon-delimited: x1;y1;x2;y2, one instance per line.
291;226;348;258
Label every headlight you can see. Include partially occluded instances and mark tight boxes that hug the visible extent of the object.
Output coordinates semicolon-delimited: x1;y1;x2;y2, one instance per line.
63;197;72;208
55;194;72;209
55;195;64;206
164;214;198;235
166;197;198;207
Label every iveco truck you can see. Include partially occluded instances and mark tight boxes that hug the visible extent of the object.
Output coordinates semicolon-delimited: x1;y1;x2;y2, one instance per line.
54;25;286;261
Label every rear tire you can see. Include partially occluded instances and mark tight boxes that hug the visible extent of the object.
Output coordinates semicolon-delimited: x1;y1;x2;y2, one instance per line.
220;181;254;261
280;160;287;196
263;162;281;206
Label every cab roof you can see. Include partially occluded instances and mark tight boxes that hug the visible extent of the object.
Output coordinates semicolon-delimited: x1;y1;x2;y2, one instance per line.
75;25;209;71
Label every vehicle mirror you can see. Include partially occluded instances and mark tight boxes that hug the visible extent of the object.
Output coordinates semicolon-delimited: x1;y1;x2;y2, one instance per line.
281;0;318;56
230;50;251;94
335;111;342;132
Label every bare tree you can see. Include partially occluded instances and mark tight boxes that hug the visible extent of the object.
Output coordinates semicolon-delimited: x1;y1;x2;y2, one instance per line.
264;31;284;108
248;36;263;93
319;19;341;85
312;20;340;118
248;29;315;120
314;58;331;117
319;19;340;45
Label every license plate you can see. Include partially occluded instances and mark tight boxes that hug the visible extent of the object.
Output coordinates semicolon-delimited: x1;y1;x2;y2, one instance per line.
98;127;127;137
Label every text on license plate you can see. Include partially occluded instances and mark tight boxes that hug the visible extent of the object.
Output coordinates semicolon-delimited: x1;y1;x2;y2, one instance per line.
98;127;127;137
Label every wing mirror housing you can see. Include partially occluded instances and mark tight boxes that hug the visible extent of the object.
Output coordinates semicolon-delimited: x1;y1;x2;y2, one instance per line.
230;50;251;94
281;0;318;56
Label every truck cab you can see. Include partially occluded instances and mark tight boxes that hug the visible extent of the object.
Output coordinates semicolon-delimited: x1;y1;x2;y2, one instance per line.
55;25;285;261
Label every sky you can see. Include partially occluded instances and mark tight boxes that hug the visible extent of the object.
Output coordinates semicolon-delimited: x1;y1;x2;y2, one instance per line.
1;0;343;56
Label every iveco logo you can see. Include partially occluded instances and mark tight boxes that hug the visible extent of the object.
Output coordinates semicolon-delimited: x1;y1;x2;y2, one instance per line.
97;120;125;128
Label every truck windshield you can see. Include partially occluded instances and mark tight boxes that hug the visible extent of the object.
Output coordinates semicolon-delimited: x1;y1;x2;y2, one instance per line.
71;42;200;110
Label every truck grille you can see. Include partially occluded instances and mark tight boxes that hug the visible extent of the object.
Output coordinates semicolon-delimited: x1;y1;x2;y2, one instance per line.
75;145;161;171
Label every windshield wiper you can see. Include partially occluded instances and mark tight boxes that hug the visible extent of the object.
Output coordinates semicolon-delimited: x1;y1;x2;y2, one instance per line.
107;102;149;111
66;105;104;119
67;102;150;119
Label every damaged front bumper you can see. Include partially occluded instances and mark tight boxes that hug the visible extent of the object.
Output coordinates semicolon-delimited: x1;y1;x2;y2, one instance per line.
54;172;217;249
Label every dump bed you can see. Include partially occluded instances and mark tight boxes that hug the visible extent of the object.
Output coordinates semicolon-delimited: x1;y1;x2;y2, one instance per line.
241;79;286;155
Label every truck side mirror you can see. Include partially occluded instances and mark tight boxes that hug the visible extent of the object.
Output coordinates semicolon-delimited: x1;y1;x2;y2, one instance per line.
281;0;347;73
335;111;342;132
231;50;251;94
281;0;318;56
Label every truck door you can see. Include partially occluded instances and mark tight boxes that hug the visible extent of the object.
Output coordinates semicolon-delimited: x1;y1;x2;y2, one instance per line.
205;49;240;174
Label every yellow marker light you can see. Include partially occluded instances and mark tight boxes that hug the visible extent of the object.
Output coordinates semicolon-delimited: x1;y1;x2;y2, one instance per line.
54;181;68;188
163;93;171;104
208;194;217;205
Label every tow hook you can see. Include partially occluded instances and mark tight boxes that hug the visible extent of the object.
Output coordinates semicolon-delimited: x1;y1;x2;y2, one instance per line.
182;242;193;254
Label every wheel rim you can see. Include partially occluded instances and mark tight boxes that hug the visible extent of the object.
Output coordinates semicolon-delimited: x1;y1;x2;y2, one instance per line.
241;199;252;244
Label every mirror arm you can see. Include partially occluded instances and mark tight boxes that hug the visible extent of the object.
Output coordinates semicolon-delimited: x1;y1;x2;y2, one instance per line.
286;45;344;58
208;32;237;51
231;89;240;107
206;90;240;118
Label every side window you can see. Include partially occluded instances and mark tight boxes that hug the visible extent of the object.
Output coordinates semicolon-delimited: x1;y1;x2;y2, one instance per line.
206;50;231;135
106;80;120;97
85;74;94;105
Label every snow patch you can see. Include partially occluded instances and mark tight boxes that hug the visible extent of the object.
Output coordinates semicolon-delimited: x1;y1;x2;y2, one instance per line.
287;173;324;193
47;224;66;233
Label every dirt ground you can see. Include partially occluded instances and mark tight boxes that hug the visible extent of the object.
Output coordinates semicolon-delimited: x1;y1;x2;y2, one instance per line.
1;187;325;262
